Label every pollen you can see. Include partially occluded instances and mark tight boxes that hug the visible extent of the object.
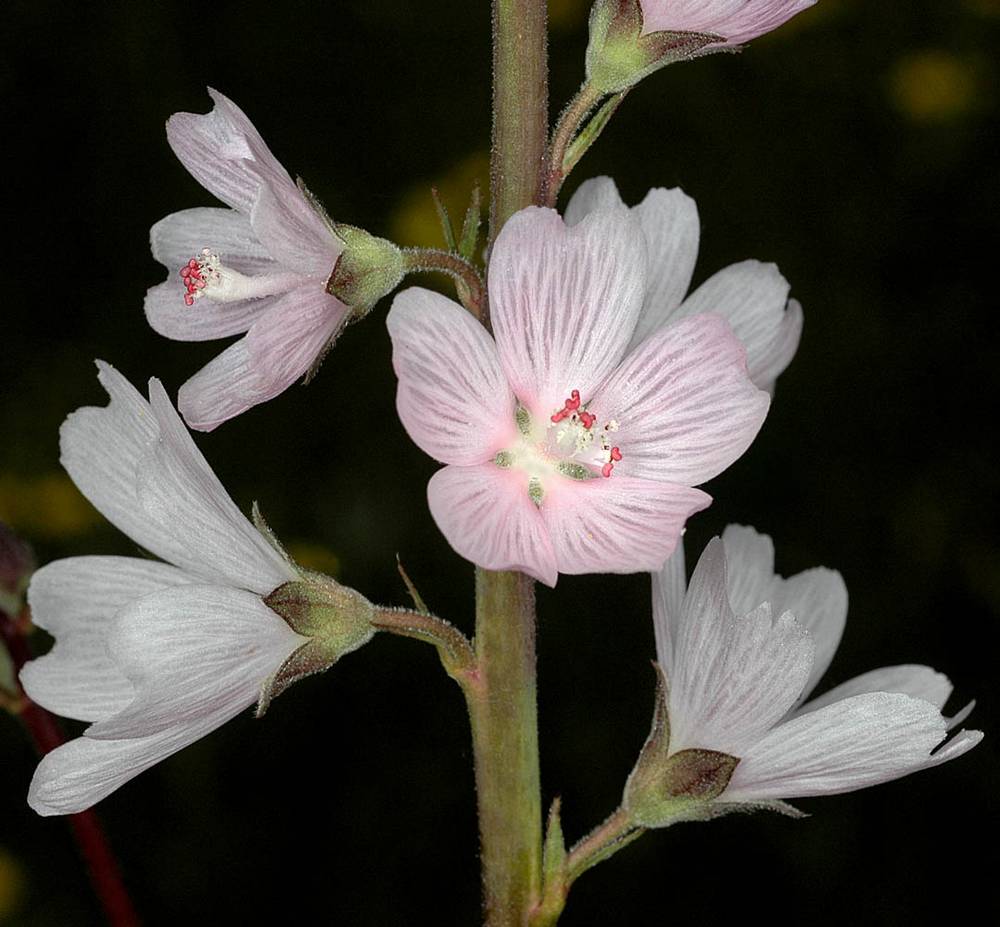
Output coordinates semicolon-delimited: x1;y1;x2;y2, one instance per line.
179;249;221;307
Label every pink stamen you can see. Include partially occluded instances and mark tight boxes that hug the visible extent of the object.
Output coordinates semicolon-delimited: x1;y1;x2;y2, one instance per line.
610;446;622;461
601;462;614;478
579;411;596;430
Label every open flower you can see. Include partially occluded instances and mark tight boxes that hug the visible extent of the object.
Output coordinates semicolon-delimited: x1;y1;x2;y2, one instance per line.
387;205;769;586
566;177;802;392
639;0;816;47
21;363;317;815
144;89;350;431
629;526;981;820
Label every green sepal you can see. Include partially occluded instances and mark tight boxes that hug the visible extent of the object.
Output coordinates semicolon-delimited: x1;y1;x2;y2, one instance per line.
458;183;482;262
327;224;406;314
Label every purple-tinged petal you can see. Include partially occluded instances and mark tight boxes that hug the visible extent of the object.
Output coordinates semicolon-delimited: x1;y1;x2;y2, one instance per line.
178;283;348;431
724;692;980;801
676;260;800;390
86;585;304;741
541;477;708;577
592;314;769;486
21;557;191;723
249;179;339;276
388;287;516;467
667;540;814;757
489;206;647;416
639;0;816;46
427;464;558;587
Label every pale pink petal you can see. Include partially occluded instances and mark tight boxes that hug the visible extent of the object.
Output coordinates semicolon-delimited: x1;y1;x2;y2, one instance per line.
592;314;769;485
564;176;626;226
720;524;847;697
427;464;558;587
144;282;283;343
21;557;191;723
249;179;339;276
178;283;349;431
639;0;816;46
676;261;800;389
141;380;300;592
724;693;981;801
668;539;813;757
651;541;688;674
150;207;278;274
541;477;708;577
628;188;700;350
86;585;304;740
387;287;516;466
489;206;647;416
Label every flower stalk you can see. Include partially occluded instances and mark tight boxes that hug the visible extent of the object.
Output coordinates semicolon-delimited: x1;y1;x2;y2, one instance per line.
543;82;605;207
401;248;485;319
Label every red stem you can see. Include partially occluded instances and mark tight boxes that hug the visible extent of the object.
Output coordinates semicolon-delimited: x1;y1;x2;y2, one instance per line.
2;610;141;927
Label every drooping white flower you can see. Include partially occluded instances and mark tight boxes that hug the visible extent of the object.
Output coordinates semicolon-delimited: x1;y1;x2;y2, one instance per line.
566;177;802;393
632;526;981;816
20;363;324;815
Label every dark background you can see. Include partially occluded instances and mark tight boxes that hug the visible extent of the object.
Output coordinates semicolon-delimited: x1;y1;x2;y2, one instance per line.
1;0;997;923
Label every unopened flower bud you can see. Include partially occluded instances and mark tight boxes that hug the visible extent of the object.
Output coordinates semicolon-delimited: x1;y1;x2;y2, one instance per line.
586;0;721;95
0;521;35;617
257;573;376;716
622;663;739;827
327;225;406;315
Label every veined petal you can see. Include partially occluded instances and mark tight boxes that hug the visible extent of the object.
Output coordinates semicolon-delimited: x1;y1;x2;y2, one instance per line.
144;282;282;343
427;464;558;587
673;261;800;390
639;0;816;46
724;692;981;801
249;180;339;276
388;288;516;466
629;188;700;349
150;207;277;274
28;678;260;816
564;176;626;226
796;665;956;718
593;314;769;486
489;206;647;415
721;524;847;698
541;477;708;577
178;284;348;431
86;585;304;740
166;88;293;214
651;540;688;675
668;540;814;757
21;557;191;723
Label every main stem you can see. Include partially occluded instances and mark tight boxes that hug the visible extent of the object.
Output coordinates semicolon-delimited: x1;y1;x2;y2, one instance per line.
472;2;548;925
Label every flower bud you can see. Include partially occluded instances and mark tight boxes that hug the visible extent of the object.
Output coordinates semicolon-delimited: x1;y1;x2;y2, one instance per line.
0;521;34;618
327;224;406;315
585;0;722;95
622;663;739;827
257;573;376;716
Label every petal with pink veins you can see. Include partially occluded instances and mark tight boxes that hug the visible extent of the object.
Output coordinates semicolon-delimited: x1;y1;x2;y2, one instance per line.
639;0;816;47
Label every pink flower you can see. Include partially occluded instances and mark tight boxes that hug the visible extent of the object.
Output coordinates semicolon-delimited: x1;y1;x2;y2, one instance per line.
144;89;350;431
639;0;816;46
566;177;802;393
649;527;981;806
387;205;769;586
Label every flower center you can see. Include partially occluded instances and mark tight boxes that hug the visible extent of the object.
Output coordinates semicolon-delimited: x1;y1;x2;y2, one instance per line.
495;388;623;506
178;249;301;307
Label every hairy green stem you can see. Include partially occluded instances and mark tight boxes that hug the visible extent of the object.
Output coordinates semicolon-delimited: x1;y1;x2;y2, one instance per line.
402;247;485;318
543;83;604;207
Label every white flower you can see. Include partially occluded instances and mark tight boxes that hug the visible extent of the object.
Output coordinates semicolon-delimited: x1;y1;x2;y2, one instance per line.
20;363;309;816
647;526;981;807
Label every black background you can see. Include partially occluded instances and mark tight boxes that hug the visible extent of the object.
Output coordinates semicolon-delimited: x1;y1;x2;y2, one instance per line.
1;1;997;924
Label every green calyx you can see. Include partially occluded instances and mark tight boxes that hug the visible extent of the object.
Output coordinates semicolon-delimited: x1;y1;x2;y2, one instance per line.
257;573;376;716
585;0;723;94
326;224;406;315
622;663;740;828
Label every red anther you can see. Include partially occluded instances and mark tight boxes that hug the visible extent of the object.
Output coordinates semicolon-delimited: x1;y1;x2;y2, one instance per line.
579;411;596;429
601;462;614;478
180;266;190;278
566;389;581;410
184;294;194;306
188;258;199;269
610;446;622;461
551;409;568;424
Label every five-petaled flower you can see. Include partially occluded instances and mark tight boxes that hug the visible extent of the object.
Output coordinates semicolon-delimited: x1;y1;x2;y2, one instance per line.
20;363;311;815
387;204;770;586
632;525;981;818
639;0;816;47
144;89;350;432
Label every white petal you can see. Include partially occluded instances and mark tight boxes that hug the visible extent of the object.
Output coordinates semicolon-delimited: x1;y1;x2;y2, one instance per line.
489;206;647;416
427;464;558;587
651;539;687;675
724;693;980;801
150;207;277;274
21;557;192;722
592;314;769;486
249;180;339;276
628;188;700;350
797;665;955;717
85;585;303;740
541;477;709;577
721;524;847;697
387;287;516;466
668;539;814;756
144;282;282;343
675;261;799;390
564;176;626;226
